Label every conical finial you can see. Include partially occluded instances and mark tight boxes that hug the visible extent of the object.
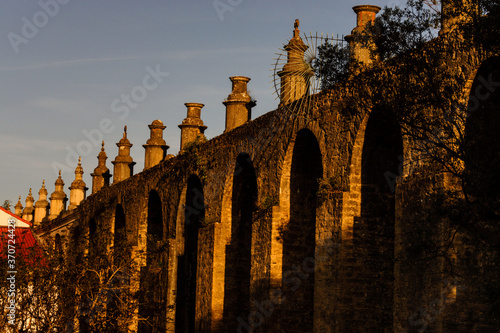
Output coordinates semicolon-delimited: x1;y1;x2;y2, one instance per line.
55;170;64;186
97;141;108;166
29;188;32;195
38;179;48;198
50;169;68;218
75;157;84;176
293;19;300;38
118;125;132;146
113;125;135;183
15;195;23;215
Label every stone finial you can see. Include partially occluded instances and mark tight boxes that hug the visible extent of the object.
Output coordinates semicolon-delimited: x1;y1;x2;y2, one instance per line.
14;196;23;217
293;19;301;39
345;5;381;70
112;126;136;184
34;180;50;226
143;120;169;170
179;103;207;151
223;77;255;132
69;157;88;210
49;171;68;219
55;170;64;185
91;141;112;194
22;188;35;222
278;20;311;105
353;5;380;30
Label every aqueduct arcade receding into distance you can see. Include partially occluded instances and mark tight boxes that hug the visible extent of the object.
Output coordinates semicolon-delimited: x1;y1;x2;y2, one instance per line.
26;2;500;332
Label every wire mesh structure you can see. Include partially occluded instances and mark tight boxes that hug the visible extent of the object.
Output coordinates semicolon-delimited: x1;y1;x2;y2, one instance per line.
272;32;346;119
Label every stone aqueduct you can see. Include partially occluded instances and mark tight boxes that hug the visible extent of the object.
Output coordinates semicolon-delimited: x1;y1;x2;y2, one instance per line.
24;3;498;332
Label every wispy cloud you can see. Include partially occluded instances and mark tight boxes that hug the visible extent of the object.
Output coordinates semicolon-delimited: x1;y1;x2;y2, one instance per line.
0;134;68;154
160;46;272;61
27;96;91;115
0;56;138;72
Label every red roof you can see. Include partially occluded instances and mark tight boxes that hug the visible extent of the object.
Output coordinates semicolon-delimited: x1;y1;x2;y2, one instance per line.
0;206;31;227
0;207;46;266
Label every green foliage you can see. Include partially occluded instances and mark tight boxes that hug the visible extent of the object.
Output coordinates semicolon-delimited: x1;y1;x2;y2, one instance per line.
2;199;12;210
317;174;344;203
313;42;350;89
374;0;439;60
180;135;208;182
259;194;278;211
179;135;207;157
313;0;440;89
198;215;217;227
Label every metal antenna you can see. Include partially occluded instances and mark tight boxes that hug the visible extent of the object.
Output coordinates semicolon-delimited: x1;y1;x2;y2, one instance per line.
271;29;346;119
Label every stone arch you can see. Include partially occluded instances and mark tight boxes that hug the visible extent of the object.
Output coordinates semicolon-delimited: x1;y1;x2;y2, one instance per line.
72;224;90;331
221;153;258;329
111;204;129;325
88;218;97;259
55;233;63;262
460;54;497;109
341;107;403;331
211;152;261;331
175;174;204;333
113;204;127;259
270;124;326;287
138;190;165;333
464;56;500;198
146;189;164;263
72;225;83;263
284;128;323;330
342;113;370;245
444;56;500;330
270;128;323;331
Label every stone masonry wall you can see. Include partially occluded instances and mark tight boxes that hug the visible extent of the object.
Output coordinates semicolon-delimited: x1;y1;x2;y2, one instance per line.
52;31;500;332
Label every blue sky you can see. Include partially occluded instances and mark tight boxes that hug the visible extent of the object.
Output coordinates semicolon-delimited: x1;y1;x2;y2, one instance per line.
0;0;397;208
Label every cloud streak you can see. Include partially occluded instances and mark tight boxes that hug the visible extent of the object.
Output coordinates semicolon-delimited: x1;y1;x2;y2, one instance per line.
0;56;138;72
159;46;272;61
0;134;68;154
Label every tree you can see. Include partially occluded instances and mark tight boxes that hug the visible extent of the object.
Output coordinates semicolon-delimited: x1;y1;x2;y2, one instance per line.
314;0;499;88
314;42;350;89
2;200;12;211
0;228;173;332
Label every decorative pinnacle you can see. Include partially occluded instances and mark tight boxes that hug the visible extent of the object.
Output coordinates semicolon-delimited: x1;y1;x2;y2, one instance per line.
118;125;132;146
58;170;62;177
42;180;45;188
75;156;84;176
101;141;105;151
293;19;300;39
29;188;32;195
